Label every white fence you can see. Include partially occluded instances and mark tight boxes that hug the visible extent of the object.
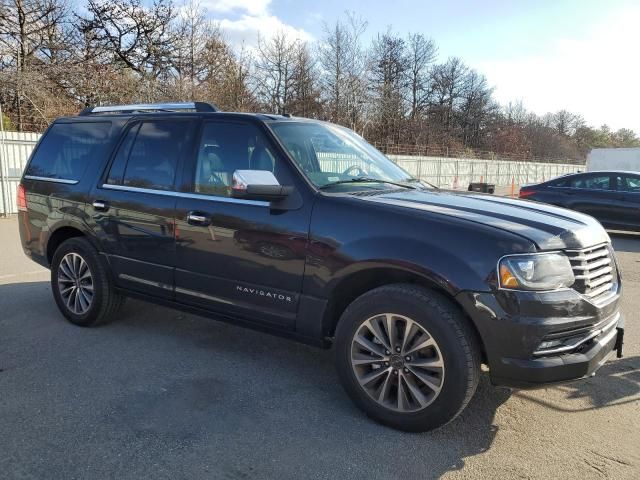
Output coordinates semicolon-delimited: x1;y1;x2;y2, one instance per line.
389;155;582;189
0;131;40;215
0;131;583;215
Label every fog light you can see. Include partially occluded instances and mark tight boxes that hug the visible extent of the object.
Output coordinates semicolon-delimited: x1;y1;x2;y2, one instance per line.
537;339;564;350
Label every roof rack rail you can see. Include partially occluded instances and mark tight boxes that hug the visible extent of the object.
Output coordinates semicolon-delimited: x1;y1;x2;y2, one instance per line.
78;102;218;116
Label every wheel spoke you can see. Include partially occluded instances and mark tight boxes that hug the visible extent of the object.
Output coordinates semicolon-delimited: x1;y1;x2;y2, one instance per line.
357;366;391;386
78;260;89;279
403;372;430;407
74;288;81;312
354;334;386;357
404;335;436;356
377;370;393;403
384;314;397;352
59;262;74;281
65;287;76;309
400;320;415;354
60;285;75;296
79;288;91;310
352;356;384;366
407;366;442;394
364;317;391;351
397;374;412;411
407;357;443;369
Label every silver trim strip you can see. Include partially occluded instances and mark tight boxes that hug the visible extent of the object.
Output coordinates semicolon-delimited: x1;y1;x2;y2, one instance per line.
101;184;270;207
533;313;620;356
24;175;79;185
119;273;173;291
91;102;198;113
175;287;233;305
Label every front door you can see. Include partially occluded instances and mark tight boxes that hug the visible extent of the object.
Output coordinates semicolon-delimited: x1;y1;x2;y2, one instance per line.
90;118;197;298
173;120;312;328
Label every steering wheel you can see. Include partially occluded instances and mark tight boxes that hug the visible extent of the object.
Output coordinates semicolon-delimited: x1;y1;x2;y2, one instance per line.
343;165;367;177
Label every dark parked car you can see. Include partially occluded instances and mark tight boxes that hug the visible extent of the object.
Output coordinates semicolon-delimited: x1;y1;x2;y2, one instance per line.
519;171;640;231
18;103;624;432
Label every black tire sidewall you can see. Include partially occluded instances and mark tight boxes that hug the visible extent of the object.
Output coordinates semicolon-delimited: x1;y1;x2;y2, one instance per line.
335;285;478;432
51;238;108;327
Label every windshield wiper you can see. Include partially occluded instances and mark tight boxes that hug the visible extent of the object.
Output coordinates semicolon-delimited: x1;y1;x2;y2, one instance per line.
403;177;438;189
319;177;417;190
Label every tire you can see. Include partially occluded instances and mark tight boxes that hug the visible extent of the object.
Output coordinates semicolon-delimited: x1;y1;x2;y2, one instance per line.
335;284;480;432
50;237;123;327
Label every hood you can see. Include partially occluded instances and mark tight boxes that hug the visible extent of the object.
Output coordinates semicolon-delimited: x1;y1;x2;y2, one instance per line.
360;188;609;250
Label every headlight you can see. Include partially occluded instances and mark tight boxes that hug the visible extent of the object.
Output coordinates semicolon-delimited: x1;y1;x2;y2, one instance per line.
498;252;575;291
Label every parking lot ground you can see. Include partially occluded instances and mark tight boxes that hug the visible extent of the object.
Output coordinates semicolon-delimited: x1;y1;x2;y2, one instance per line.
0;216;638;479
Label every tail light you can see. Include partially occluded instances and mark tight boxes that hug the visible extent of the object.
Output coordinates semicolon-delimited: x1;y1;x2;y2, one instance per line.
17;183;28;211
519;189;535;198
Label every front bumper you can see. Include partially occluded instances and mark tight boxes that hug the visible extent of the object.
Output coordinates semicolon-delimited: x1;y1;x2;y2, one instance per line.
456;289;624;389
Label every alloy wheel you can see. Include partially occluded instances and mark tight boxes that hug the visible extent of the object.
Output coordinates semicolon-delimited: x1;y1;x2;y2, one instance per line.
350;313;445;412
57;252;94;315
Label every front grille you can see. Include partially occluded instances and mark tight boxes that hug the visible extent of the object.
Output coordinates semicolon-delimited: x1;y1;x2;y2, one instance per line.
566;244;618;300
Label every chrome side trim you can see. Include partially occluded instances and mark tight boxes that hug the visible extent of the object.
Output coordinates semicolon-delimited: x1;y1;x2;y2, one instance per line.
175;287;233;305
533;313;620;356
118;273;173;291
24;175;79;185
101;184;270;207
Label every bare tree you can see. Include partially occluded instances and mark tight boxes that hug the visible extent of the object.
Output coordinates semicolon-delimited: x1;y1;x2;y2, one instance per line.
289;42;321;117
80;0;176;81
253;31;299;114
368;30;409;143
318;12;368;127
405;33;436;119
0;0;69;129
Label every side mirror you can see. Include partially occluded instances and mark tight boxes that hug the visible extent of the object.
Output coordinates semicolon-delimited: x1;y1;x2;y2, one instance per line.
231;170;292;202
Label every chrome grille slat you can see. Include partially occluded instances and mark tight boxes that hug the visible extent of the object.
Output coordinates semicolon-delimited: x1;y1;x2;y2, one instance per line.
571;257;611;270
566;244;617;301
573;265;613;280
584;283;614;298
586;274;613;289
567;249;609;262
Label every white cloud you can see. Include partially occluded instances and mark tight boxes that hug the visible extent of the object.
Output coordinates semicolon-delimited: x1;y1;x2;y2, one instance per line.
219;14;313;47
202;0;271;16
478;6;640;133
201;0;312;47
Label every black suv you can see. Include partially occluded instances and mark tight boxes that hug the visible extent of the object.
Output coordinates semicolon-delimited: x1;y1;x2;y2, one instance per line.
18;102;624;432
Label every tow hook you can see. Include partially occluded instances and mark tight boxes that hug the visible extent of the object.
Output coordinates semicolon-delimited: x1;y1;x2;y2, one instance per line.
615;327;625;358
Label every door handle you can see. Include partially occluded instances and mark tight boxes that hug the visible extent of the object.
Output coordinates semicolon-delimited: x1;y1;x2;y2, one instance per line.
187;211;210;226
93;200;109;212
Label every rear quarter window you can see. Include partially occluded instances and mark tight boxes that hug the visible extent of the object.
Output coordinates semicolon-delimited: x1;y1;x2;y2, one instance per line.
25;122;112;182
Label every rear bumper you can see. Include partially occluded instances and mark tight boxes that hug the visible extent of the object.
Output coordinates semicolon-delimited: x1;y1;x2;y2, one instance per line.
456;289;624;389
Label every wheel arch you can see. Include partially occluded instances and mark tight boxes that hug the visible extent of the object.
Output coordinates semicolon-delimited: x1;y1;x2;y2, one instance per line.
321;267;486;362
46;225;87;265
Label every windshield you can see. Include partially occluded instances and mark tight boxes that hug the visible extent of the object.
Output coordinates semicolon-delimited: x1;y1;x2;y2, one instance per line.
269;121;420;190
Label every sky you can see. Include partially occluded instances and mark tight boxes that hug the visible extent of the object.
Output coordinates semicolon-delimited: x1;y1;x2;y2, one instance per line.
200;0;640;133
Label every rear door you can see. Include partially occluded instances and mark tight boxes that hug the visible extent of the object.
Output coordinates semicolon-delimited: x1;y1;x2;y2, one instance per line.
612;174;640;230
89;117;197;298
564;173;617;224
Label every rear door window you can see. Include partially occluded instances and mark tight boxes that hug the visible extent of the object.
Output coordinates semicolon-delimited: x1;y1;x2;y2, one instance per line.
569;175;611;190
26;122;111;182
106;120;193;191
617;175;640;192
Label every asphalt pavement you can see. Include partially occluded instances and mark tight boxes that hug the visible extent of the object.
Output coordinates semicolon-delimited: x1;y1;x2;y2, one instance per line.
0;216;638;479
